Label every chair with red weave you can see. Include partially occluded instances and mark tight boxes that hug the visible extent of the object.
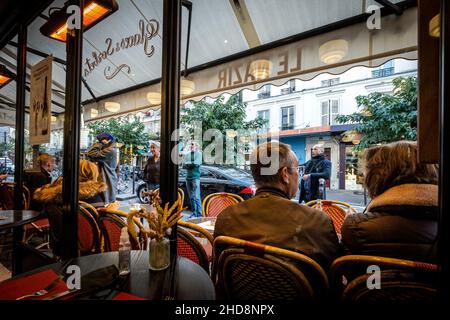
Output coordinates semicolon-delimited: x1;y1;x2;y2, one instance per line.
330;255;440;302
177;220;214;273
0;183;49;247
78;206;101;255
97;208;147;251
305;200;357;235
212;236;329;301
202;192;243;218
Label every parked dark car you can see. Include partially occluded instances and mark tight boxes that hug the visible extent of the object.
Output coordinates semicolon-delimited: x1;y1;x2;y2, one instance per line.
136;165;256;205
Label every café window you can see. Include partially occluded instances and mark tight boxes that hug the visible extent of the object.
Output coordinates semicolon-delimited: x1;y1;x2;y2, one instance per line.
321;99;339;125
280;106;295;130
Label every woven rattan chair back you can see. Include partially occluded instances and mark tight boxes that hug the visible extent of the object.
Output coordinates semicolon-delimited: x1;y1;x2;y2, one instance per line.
305;200;357;234
78;206;101;255
177;226;210;273
202;193;243;217
213;236;329;301
330;255;439;302
97;209;145;251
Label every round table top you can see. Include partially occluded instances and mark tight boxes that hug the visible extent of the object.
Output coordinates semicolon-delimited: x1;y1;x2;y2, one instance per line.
0;210;42;229
186;216;217;224
33;251;215;300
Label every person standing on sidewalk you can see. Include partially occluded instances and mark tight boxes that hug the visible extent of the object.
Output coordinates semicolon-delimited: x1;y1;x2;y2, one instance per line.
183;141;202;218
86;132;118;205
143;141;161;192
298;144;331;203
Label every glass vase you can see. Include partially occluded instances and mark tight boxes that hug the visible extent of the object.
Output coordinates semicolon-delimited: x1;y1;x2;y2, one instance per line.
149;237;170;271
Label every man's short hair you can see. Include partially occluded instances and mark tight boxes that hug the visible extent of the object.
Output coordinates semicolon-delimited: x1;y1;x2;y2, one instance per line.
37;153;54;166
250;141;296;187
313;144;324;154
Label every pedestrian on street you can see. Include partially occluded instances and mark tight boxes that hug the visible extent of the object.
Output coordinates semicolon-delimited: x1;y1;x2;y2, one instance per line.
183;140;202;218
143;141;161;193
86;132;118;204
298;144;331;203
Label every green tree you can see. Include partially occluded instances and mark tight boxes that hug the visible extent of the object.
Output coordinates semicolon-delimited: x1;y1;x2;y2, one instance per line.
335;76;417;150
180;94;267;164
181;94;266;135
87;115;150;155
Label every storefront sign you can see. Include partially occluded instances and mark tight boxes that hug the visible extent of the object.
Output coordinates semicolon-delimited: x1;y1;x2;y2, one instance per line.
83;19;159;80
30;56;52;145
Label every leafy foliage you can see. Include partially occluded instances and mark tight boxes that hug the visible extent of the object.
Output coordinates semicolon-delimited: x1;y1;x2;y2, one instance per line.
87;115;150;155
180;94;267;136
335;76;417;150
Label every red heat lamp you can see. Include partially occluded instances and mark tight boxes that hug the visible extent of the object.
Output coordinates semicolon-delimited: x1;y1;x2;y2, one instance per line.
0;64;16;89
40;0;118;42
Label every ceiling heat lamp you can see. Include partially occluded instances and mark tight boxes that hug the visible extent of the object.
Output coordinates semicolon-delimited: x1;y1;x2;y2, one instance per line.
0;64;16;88
40;0;118;42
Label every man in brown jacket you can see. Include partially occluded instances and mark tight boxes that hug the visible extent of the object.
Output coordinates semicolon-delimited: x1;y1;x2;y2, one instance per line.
214;141;341;269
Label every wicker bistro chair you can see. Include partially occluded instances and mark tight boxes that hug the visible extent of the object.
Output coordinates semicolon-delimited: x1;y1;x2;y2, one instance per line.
149;188;185;207
305;200;357;235
79;201;100;220
177;220;214;271
44;204;101;257
202;192;243;218
78;206;102;255
330;255;440;302
0;182;30;210
97;208;147;251
212;236;329;301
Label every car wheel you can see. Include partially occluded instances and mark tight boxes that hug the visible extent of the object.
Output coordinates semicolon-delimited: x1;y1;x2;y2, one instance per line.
137;184;150;204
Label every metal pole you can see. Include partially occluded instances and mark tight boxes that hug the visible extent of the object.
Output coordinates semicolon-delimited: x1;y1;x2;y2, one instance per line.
61;0;83;260
438;0;450;302
161;0;182;257
12;23;27;275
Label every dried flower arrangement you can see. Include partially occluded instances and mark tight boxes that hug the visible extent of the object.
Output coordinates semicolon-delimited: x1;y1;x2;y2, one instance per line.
127;190;186;241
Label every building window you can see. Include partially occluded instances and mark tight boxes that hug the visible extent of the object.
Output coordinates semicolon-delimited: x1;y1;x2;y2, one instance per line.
257;110;270;132
321;99;339;125
257;85;271;99
280;106;295;130
321;77;340;87
281;79;296;95
372;60;394;78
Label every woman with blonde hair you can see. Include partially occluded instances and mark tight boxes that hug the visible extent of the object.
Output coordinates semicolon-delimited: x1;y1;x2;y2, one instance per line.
341;141;438;262
34;159;109;208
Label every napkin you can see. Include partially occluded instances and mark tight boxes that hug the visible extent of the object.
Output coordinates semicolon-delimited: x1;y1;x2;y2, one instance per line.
112;292;146;300
0;269;67;300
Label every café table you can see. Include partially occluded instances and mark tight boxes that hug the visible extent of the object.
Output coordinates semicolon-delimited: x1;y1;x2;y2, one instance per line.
185;216;216;234
0;210;42;276
12;251;215;300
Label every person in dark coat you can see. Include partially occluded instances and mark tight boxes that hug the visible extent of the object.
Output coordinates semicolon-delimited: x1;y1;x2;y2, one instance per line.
298;144;331;203
214;141;341;270
341;141;439;262
23;153;55;211
143;141;160;192
86;132;118;204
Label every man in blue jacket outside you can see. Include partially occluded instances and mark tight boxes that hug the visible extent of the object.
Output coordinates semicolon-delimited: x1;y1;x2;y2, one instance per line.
183;141;202;218
298;144;331;203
